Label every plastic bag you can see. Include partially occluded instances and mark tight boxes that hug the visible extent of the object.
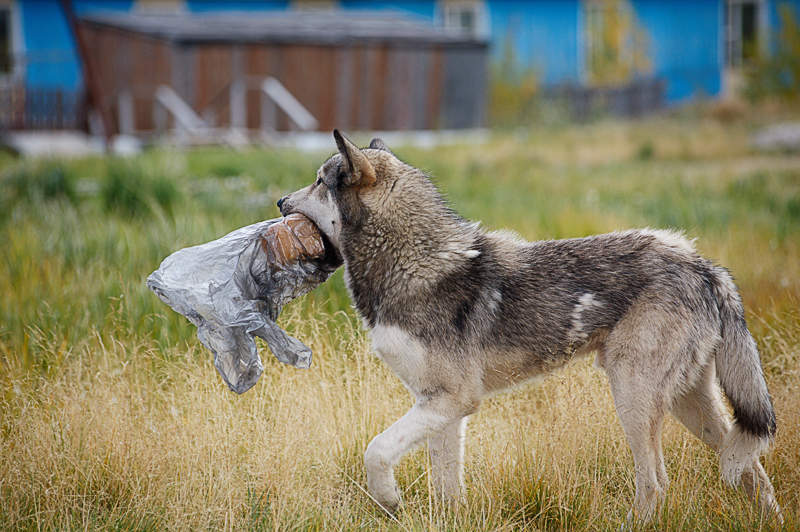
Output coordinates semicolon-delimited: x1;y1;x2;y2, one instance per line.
146;215;340;394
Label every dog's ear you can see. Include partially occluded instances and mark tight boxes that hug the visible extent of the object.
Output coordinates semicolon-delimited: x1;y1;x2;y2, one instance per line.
368;137;393;155
334;129;376;187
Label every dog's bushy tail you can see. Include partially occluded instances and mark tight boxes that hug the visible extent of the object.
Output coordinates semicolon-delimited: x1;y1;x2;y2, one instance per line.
710;267;776;485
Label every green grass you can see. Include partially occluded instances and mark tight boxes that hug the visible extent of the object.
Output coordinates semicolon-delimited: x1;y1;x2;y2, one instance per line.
1;111;799;530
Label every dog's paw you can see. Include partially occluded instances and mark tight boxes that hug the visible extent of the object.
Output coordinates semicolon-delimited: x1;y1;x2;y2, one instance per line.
378;490;402;517
367;473;402;515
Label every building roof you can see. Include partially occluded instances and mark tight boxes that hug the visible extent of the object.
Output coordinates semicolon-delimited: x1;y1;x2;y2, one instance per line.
79;11;488;47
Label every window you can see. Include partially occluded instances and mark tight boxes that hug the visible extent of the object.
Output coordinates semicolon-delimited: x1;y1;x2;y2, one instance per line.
441;1;488;38
725;0;766;68
0;6;11;75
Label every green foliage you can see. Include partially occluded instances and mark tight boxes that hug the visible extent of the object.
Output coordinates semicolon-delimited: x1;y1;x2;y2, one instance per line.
636;139;655;160
246;488;274;530
745;4;800;102
585;0;652;86
0;117;798;530
488;35;541;128
149;175;180;216
102;160;151;216
1;161;76;204
102;159;181;217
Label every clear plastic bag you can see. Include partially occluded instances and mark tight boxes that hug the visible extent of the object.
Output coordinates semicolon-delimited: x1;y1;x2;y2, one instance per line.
146;216;340;394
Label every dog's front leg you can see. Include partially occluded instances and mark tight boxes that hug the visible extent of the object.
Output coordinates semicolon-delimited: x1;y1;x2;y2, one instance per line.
365;398;468;514
428;416;467;504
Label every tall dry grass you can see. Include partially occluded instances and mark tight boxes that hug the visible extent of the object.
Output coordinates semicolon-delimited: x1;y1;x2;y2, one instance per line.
1;113;799;530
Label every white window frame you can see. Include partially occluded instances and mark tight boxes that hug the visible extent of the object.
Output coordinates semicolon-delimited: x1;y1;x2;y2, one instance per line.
725;0;768;69
0;0;24;84
438;1;489;39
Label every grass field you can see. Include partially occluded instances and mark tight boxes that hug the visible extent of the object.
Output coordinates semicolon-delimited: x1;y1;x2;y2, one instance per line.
1;111;799;530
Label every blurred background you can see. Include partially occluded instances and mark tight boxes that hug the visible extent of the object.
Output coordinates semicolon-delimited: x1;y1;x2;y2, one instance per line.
0;0;799;150
1;2;800;530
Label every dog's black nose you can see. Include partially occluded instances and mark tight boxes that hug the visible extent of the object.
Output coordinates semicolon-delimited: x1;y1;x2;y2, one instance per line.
277;196;286;210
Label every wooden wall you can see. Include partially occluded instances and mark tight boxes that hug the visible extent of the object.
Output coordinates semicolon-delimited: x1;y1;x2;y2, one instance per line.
77;21;487;134
78;23;172;133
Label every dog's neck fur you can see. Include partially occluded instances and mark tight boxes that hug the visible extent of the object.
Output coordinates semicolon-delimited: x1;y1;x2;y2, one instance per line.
340;170;480;328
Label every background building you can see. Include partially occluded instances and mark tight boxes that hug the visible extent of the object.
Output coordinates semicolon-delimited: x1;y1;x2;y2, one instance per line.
1;0;799;134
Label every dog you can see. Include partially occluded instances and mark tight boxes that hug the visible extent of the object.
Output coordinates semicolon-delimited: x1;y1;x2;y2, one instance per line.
278;130;780;524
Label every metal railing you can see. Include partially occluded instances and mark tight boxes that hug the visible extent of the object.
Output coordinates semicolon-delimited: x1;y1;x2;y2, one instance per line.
0;84;86;130
147;76;317;145
542;78;666;121
260;77;318;133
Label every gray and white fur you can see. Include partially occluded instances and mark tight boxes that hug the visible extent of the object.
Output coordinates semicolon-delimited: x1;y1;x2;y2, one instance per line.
278;131;780;524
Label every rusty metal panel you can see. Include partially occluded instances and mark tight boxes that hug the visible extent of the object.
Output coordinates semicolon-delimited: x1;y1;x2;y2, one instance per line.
171;45;195;111
385;48;412;130
130;33;172;131
94;28;121;132
311;46;337;132
75;24;111;131
78;23;175;133
409;48;432;130
427;47;443;130
372;46;388;130
149;37;172;130
333;46;354;131
244;44;268;130
385;47;432;130
271;45;288;131
276;45;336;132
357;46;383;130
245;44;271;77
350;46;366;130
441;46;487;129
244;44;277;130
76;18;488;134
194;45;233;127
277;45;308;131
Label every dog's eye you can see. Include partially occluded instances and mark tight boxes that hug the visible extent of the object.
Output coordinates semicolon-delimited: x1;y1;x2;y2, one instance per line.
315;177;323;186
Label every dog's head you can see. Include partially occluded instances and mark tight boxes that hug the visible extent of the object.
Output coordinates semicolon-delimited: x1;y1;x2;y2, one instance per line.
277;130;402;256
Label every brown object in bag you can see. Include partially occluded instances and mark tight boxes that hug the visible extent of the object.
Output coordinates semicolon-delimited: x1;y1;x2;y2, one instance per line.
260;213;326;267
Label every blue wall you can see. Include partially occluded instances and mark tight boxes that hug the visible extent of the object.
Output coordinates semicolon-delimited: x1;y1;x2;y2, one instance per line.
16;0;793;102
187;1;288;12
488;1;582;84
633;0;722;102
339;0;721;101
769;0;800;42
342;0;582;84
19;1;79;89
73;1;134;15
19;0;132;89
486;0;723;102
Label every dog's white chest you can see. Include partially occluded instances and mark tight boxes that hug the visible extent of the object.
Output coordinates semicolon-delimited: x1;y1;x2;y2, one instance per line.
370;324;427;394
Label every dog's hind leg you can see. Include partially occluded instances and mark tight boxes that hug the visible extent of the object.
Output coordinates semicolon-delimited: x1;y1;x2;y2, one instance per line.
670;361;729;451
600;305;677;525
606;369;668;525
671;361;781;520
365;396;476;514
428;416;467;504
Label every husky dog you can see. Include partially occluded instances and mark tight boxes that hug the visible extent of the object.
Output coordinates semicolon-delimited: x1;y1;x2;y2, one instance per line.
278;131;780;523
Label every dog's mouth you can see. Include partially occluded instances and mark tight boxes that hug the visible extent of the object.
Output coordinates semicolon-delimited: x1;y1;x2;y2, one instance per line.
317;230;344;272
280;204;343;271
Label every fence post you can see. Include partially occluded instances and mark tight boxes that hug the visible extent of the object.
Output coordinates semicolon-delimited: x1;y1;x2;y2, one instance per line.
118;90;134;134
230;46;246;131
